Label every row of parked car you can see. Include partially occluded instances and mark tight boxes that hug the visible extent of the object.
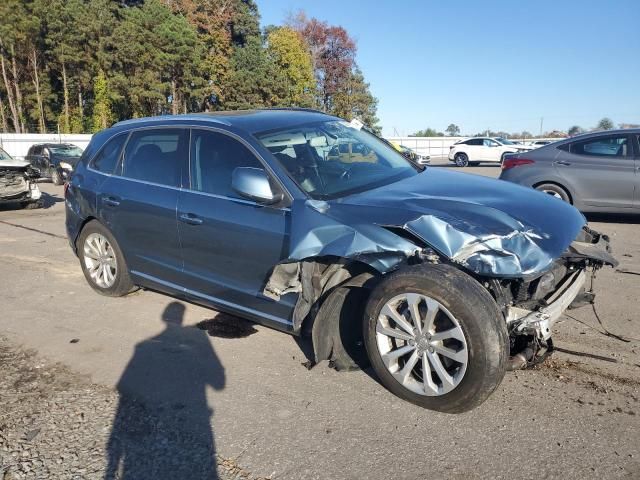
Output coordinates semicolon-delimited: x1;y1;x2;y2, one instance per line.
0;143;84;208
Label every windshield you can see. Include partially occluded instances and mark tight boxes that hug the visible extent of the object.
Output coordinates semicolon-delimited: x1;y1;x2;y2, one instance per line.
496;137;514;145
49;144;83;157
0;148;13;162
257;120;419;199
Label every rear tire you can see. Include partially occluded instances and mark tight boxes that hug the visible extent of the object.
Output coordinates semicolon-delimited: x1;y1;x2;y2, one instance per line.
454;152;469;167
77;220;136;297
535;183;571;203
363;264;508;413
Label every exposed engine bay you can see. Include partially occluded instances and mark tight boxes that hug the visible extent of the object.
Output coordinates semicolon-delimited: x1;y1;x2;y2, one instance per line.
0;163;42;205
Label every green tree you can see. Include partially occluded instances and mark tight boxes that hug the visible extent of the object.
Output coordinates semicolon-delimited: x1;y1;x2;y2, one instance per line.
332;68;379;132
412;128;444;137
109;0;203;117
91;70;113;132
266;27;315;107
224;36;287;109
445;123;460;136
567;125;583;136
596;117;614;130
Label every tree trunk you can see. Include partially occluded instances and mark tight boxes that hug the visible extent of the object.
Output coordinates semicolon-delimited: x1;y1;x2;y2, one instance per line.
78;88;83;131
0;92;7;132
10;45;24;132
0;52;20;133
31;49;46;133
171;79;178;115
62;61;70;133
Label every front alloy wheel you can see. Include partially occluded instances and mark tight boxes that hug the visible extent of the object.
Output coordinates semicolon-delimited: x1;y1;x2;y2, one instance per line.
364;264;508;413
376;293;468;396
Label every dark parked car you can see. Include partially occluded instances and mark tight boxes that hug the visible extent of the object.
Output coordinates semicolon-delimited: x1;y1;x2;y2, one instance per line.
26;143;84;185
500;129;640;213
65;109;616;413
0;147;42;208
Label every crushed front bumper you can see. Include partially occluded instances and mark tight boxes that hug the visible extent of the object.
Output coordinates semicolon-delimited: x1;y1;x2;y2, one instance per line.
506;269;586;340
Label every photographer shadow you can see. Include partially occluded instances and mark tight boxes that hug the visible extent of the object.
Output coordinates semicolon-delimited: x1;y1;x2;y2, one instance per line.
105;301;226;479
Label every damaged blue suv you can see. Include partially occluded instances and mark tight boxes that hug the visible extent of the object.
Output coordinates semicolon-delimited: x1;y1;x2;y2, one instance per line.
65;109;616;413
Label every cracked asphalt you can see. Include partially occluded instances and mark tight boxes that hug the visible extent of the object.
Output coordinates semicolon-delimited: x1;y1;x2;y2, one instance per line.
1;163;639;479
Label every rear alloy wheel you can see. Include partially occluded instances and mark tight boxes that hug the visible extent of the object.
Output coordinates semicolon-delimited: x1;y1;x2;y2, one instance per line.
535;183;570;203
454;152;469;167
364;264;508;413
78;221;135;297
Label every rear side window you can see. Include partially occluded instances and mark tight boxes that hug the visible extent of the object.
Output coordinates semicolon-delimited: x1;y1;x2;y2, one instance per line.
570;135;629;158
465;139;483;146
122;129;187;187
91;134;127;174
189;129;263;198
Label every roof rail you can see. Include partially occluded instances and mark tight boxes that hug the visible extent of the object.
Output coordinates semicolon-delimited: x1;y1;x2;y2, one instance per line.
112;113;232;128
263;107;328;115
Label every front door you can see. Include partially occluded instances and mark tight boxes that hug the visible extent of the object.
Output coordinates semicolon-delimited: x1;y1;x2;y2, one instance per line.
97;127;188;284
177;128;294;323
556;133;635;209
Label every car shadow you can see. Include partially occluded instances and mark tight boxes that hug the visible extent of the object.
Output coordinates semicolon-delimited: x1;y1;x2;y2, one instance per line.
0;192;63;211
585;213;640;225
105;301;225;480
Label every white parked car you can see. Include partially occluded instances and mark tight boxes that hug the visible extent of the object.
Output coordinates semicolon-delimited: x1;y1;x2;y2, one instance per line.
448;137;534;167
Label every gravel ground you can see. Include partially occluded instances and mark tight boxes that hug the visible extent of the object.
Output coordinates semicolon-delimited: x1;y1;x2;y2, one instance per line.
0;336;267;480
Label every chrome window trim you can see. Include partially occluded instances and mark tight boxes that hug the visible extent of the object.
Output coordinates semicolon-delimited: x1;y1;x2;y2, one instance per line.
88;161;291;212
88;123;294;208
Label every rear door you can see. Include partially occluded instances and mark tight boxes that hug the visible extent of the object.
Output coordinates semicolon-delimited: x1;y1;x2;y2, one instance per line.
483;138;502;162
97;127;187;284
555;133;635;209
177;128;294;323
465;138;485;160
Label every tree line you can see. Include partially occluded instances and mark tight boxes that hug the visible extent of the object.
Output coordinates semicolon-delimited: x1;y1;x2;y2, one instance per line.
0;1;379;134
411;118;634;138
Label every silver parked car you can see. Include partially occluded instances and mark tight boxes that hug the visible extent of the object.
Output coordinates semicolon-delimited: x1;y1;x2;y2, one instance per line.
499;129;640;213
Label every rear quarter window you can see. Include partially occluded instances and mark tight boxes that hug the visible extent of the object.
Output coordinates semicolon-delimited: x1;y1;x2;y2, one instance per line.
90;134;128;174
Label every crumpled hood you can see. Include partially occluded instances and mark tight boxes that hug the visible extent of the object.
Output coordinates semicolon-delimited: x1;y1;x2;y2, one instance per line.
0;159;31;169
287;168;586;278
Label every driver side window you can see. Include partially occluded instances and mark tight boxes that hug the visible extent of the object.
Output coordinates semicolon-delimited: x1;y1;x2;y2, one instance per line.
189;129;263;199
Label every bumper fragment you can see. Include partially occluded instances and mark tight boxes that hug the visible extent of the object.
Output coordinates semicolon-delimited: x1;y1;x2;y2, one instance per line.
507;269;586;340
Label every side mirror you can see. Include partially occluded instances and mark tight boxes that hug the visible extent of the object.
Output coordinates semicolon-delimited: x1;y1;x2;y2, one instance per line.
232;167;282;205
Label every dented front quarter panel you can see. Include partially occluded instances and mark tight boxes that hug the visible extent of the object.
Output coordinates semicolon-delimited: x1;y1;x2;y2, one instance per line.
279;169;593;278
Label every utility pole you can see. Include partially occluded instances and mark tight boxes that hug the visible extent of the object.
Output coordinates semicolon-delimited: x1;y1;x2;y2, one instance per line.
539;117;544;137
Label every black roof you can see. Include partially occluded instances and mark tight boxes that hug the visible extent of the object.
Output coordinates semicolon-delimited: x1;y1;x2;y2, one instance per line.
112;108;338;134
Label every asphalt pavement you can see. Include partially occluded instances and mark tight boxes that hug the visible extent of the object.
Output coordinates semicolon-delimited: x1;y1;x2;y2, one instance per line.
0;169;639;479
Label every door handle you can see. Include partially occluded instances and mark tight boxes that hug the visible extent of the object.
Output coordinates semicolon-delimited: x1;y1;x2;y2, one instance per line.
179;213;203;225
555;161;571;166
103;196;121;207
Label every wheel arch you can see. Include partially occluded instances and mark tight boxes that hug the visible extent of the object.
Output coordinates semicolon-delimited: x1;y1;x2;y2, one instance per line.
532;180;574;204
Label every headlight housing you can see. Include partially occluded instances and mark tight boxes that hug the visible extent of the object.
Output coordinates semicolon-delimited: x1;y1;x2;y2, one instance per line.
59;161;73;170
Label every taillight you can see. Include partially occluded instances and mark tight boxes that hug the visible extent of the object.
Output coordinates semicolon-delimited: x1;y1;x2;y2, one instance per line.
502;158;534;170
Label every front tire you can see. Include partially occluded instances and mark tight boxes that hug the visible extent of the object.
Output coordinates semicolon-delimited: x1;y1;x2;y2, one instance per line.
454;152;469;167
363;264;508;413
77;220;135;297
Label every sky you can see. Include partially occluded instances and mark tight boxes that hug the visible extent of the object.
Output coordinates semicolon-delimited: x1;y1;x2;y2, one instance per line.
257;0;640;136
